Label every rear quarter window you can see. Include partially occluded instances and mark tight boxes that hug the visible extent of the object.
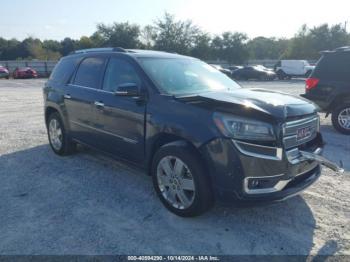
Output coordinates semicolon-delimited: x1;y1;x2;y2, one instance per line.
73;57;106;89
49;57;81;84
314;52;350;81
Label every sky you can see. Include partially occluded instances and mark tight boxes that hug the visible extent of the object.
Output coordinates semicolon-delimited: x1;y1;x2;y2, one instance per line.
0;0;349;41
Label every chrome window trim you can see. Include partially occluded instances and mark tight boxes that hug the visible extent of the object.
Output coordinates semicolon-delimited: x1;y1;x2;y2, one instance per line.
232;140;283;161
68;83;115;95
70;120;138;144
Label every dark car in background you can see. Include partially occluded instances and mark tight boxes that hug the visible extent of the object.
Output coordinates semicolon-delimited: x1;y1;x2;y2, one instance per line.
0;66;9;79
231;66;276;81
44;48;342;217
13;67;38;79
228;65;243;71
210;64;233;78
302;46;350;134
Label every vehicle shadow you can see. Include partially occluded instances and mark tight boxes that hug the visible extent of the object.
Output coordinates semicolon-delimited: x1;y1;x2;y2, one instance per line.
312;240;338;260
320;124;350;171
0;145;318;255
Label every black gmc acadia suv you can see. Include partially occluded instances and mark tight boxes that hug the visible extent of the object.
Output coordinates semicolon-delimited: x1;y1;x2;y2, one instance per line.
303;46;350;135
43;48;342;217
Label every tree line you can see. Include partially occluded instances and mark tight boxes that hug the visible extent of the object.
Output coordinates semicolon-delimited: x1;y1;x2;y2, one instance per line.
0;13;349;64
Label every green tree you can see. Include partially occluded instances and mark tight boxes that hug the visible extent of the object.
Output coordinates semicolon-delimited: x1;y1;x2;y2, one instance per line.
60;37;77;56
152;13;200;55
284;24;349;59
247;37;289;59
211;32;249;64
191;32;213;60
140;25;157;49
96;22;141;48
77;36;94;49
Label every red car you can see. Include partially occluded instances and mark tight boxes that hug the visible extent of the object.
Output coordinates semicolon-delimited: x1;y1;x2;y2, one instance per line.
0;66;9;79
13;67;38;79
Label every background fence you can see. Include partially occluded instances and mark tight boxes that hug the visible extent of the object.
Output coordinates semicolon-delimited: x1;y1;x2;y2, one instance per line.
0;59;318;78
0;60;57;77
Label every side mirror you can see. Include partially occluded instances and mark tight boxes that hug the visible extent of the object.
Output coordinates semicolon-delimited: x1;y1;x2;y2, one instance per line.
114;83;139;97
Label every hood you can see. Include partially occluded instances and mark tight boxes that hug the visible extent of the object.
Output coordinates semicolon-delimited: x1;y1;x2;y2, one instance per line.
176;88;318;121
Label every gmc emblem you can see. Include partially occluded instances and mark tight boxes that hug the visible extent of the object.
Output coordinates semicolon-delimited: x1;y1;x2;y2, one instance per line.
296;126;312;141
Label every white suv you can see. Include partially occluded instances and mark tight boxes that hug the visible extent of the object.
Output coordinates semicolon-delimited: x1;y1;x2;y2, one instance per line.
275;60;315;80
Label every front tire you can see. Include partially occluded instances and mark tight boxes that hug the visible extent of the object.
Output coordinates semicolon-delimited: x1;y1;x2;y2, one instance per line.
151;142;213;217
331;104;350;135
47;112;76;155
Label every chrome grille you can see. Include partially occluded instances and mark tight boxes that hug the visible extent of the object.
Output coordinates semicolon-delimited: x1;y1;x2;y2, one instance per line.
283;115;319;149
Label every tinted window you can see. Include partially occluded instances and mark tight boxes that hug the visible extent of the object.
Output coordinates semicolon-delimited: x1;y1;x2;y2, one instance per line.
50;57;80;84
103;58;141;92
314;52;350;81
74;57;106;89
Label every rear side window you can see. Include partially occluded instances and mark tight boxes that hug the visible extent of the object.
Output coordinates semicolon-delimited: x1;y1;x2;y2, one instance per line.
74;57;106;89
50;57;80;84
314;52;350;81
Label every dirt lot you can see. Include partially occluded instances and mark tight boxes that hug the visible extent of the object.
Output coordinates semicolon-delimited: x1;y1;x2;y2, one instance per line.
0;79;349;255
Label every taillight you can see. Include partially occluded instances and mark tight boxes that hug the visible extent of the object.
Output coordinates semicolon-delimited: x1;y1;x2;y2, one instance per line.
305;78;319;91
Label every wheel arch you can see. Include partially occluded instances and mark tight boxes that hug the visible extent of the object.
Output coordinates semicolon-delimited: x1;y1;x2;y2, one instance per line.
44;105;68;130
328;94;350;113
45;106;59;125
146;133;207;177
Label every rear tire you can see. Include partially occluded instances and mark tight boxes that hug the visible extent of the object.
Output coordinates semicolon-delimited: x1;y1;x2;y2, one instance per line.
331;104;350;135
47;112;76;155
277;70;286;80
151;142;214;217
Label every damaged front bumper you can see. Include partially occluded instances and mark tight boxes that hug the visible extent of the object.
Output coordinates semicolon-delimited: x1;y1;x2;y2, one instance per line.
201;133;343;204
298;149;344;173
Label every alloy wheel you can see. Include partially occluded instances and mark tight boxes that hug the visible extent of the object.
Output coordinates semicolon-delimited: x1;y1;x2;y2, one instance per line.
156;156;196;210
49;119;63;151
338;107;350;130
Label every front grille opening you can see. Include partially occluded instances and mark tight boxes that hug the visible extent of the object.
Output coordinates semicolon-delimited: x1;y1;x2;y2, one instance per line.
285;113;316;122
236;139;277;147
283;115;319;149
284;166;319;190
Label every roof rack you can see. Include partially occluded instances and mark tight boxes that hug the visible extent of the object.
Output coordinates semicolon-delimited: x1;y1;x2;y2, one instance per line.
69;47;127;55
321;46;350;54
334;46;350;52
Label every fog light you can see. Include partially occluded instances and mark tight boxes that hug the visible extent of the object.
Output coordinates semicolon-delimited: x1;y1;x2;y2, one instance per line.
249;179;260;189
247;177;280;190
245;175;289;194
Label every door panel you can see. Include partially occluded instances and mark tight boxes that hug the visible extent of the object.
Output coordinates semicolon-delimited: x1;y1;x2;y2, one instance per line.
93;92;146;163
64;85;100;145
64;56;107;146
92;56;146;163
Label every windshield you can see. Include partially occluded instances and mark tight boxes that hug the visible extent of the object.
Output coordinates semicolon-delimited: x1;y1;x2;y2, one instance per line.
138;58;241;95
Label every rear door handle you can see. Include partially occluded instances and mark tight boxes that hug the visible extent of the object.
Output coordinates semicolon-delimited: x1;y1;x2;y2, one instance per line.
64;94;71;99
94;101;105;108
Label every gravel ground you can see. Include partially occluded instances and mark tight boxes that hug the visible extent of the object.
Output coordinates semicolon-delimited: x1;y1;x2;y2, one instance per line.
0;79;349;255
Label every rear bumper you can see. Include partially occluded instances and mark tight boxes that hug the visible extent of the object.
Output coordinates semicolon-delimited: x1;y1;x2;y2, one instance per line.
301;93;330;112
200;133;340;204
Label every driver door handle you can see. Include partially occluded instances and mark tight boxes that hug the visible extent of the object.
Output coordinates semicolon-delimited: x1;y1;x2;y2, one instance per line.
94;101;105;108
